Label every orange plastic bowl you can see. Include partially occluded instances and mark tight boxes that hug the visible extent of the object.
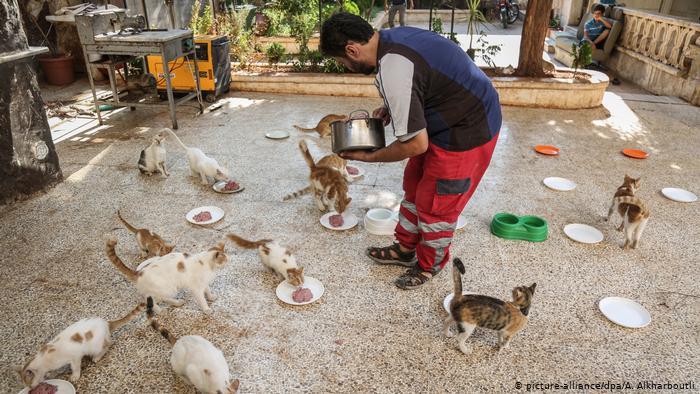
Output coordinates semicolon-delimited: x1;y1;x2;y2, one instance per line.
621;148;649;159
534;145;560;156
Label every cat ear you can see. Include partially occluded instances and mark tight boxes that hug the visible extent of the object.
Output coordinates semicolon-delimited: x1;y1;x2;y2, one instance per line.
298;267;304;274
229;378;241;393
529;283;537;294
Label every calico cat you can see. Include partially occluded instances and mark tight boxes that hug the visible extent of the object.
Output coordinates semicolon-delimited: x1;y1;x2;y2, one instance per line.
17;303;145;388
283;140;352;214
138;130;169;177
317;153;354;182
165;128;230;185
106;238;227;313
117;210;174;258
226;233;304;286
605;175;651;249
444;258;536;354
293;114;347;137
146;298;240;394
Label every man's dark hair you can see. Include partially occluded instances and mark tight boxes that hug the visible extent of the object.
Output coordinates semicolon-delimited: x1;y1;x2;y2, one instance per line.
592;4;605;13
320;12;374;57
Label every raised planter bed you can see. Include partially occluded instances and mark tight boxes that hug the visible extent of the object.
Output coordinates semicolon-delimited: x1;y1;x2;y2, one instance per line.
253;36;320;55
230;69;609;108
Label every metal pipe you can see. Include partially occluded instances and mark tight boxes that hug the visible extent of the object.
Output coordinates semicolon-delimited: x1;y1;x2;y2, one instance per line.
450;2;454;35
428;0;433;31
141;0;149;28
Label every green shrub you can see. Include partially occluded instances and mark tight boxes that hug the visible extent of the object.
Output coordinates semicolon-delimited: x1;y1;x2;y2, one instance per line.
431;17;444;34
571;41;592;77
263;8;291;36
266;42;287;65
322;57;345;73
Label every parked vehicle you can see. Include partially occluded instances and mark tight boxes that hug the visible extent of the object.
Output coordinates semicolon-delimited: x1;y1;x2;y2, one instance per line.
498;0;519;28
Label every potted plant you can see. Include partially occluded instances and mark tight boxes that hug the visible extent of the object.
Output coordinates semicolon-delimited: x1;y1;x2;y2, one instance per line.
28;10;74;85
466;0;489;60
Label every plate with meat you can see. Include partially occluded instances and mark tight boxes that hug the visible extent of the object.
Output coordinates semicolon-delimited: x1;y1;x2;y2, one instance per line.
19;379;75;394
276;276;324;305
345;165;364;179
186;206;225;225
213;180;244;194
320;211;358;231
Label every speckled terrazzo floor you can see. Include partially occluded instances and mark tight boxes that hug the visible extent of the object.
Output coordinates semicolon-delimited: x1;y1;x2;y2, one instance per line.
1;86;699;393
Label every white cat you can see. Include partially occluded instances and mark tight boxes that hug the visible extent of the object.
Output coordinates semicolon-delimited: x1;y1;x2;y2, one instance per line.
147;298;240;394
106;238;227;313
164;128;230;185
226;233;305;286
138;130;168;177
17;303;144;389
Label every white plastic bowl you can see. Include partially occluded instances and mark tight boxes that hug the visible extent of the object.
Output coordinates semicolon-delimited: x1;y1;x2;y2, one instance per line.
364;208;398;236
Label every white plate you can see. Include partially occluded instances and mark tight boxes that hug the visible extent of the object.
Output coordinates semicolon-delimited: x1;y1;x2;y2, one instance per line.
456;214;467;230
186;206;225;225
276;276;325;306
564;223;604;244
661;187;697;203
543;177;576;191
265;130;290;139
320;211;358;231
212;180;245;194
18;379;76;394
598;296;651;328
443;291;475;313
364;208;398;236
346;165;364;179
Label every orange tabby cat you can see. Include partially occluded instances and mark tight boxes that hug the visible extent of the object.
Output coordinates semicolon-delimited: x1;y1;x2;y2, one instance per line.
117;210;175;258
283;140;352;213
316;154;353;182
605;175;650;249
293;114;347;137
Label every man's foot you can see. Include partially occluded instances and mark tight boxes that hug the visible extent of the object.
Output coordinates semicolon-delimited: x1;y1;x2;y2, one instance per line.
394;266;439;290
366;243;417;267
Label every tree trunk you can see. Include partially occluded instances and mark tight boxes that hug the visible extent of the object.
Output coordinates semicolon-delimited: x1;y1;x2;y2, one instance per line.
0;0;62;204
515;0;552;77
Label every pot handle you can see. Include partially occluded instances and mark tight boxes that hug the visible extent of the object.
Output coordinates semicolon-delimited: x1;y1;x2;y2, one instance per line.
348;109;370;120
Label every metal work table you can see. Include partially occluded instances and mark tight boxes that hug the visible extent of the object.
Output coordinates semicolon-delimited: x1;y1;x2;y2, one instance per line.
78;23;203;129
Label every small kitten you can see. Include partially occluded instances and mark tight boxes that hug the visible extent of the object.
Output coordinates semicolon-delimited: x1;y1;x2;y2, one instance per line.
283;140;352;214
117;210;174;258
226;233;304;286
17;303;145;388
317;153;354;182
138;130;169;177
605;175;651;249
293;114;348;137
126;73;157;99
165;128;230;185
146;298;240;394
444;258;536;354
106;238;227;313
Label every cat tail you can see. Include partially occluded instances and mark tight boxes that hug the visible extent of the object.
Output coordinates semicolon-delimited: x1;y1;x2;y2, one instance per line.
108;302;146;332
106;238;138;281
146;297;177;345
614;196;649;212
116;210;139;233
226;233;272;249
293;125;318;133
282;186;313;201
298;140;316;169
163;128;188;151
452;258;466;304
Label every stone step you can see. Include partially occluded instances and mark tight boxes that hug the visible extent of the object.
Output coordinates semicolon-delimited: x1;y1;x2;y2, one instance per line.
545;37;556;53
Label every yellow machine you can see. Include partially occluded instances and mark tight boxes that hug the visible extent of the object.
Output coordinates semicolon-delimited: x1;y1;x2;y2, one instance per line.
146;35;231;102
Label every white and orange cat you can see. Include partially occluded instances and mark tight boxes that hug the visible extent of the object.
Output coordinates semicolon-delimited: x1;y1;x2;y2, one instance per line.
226;233;304;286
17;303;144;389
316;153;354;182
106;238;227;312
283;140;352;214
117;210;174;258
165;128;230;185
293;114;347;137
605;175;651;249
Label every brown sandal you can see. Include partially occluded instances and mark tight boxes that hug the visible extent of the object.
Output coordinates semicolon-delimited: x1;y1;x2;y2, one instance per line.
366;243;417;267
395;266;436;290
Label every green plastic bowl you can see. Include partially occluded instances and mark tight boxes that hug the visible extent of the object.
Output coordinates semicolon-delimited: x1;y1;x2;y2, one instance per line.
491;212;548;242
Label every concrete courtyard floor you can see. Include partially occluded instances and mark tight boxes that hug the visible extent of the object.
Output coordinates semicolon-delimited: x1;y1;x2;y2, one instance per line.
1;83;699;392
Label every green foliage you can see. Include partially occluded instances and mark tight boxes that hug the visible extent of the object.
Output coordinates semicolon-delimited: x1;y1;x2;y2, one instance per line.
343;0;361;16
322;57;346;73
475;32;501;68
266;42;287;65
263;8;291;36
431;17;444;34
232;31;254;68
448;32;460;45
466;0;488;50
291;49;345;73
571;41;593;77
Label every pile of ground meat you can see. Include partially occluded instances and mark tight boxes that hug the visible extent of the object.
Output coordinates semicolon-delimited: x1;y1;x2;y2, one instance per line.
346;166;359;175
329;214;344;228
292;287;313;303
193;211;212;222
29;382;58;394
223;180;239;191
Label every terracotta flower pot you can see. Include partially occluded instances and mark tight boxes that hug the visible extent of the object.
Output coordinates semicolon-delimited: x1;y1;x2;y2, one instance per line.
38;54;75;85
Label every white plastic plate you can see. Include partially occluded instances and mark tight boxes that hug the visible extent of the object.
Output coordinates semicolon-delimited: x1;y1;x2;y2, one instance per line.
564;223;604;244
599;296;651;328
18;379;76;394
320;211;358;231
186;206;225;225
346;165;364;179
661;187;697;203
456;214;468;230
443;291;475;313
543;177;576;191
276;276;325;306
265;130;290;139
212;180;244;194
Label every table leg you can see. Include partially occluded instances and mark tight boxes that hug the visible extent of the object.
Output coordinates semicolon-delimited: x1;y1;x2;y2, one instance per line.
162;48;178;129
108;64;120;104
82;47;102;125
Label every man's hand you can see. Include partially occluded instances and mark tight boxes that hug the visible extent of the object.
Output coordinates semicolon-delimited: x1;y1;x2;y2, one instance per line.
339;149;376;162
373;106;391;126
341;130;429;163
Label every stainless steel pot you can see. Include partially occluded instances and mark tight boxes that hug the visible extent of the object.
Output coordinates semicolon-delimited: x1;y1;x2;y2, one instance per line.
331;110;386;154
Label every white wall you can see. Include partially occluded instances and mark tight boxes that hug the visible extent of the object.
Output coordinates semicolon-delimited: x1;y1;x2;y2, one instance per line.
670;0;700;21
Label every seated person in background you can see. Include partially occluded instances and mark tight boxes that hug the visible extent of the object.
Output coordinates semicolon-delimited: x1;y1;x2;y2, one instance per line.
584;4;612;49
